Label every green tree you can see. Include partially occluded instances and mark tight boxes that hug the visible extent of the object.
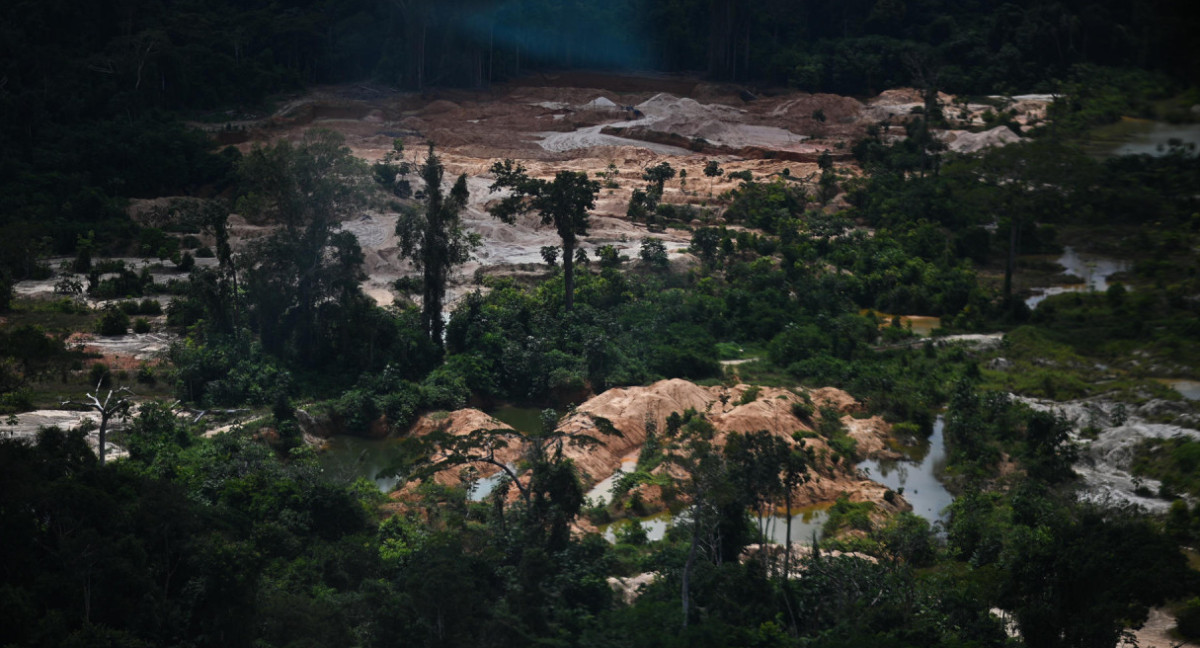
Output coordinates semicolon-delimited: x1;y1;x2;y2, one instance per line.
703;160;724;196
488;160;599;311
235;129;373;360
642;161;676;198
396;144;478;350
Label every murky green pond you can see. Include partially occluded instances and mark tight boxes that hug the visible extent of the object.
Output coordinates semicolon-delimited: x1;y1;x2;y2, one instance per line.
317;435;418;491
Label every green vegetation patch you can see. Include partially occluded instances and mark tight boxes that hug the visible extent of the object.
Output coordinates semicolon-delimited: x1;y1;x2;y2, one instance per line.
1132;436;1200;499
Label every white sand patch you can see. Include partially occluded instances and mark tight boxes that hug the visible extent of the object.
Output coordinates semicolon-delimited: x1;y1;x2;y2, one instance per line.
938;126;1024;153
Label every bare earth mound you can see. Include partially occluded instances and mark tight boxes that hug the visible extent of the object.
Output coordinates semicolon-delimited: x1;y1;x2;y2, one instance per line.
400;379;910;524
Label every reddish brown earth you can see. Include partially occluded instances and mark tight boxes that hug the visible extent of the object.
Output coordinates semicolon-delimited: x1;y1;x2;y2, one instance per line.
393;379;911;524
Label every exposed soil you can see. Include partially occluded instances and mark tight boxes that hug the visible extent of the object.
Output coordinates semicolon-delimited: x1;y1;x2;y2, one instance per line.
392;379;911;526
189;73;1048;309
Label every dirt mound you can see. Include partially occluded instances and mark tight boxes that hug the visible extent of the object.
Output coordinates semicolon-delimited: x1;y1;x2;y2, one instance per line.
419;99;462;116
752;93;865;140
582;96;620;110
407;409;525;487
843;415;897;458
556;379;882;486
557;378;719;478
390;380;907;525
939;126;1024;153
809;387;865;414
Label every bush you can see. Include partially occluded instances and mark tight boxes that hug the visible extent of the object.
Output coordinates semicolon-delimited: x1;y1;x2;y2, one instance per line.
96;307;130;336
0;389;33;414
176;252;195;272
166;297;204;327
420;364;471;411
1178;598;1200;639
138;298;162;315
136;364;157;386
614;520;649;546
133;318;151;334
737;386;761;405
88;363;112;389
791;401;815;420
638;237;669;270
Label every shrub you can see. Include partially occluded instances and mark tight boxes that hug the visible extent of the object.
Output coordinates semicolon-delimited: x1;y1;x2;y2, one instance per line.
133;318;151;334
791;401;815;420
136;364;157;386
737;386;761;406
138;298;162;315
614;520;649;546
96;307;130;336
88;363;112;389
176;252;195;272
1178;598;1200;639
638;237;669;270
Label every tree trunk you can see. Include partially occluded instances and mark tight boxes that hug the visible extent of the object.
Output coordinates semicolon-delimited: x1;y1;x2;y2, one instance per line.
562;236;575;311
682;505;700;629
784;489;792;577
1004;211;1020;307
97;415;108;466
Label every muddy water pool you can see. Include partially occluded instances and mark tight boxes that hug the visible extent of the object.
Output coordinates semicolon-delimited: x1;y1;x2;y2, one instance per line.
856;415;954;524
1025;246;1130;309
1084;118;1200;158
317;435;415;491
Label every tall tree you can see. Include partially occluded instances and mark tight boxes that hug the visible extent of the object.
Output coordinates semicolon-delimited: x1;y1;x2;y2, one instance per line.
488;160;599;311
396;144;477;350
235;129;373;361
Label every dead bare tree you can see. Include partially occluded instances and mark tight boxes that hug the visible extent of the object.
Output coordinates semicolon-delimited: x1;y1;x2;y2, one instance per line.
62;382;134;465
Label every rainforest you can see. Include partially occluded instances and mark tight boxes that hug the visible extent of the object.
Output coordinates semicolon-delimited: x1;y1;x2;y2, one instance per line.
2;1;1200;646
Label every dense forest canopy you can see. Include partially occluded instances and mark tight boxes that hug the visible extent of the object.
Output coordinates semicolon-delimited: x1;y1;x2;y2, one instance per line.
2;0;1200;646
3;0;1197;277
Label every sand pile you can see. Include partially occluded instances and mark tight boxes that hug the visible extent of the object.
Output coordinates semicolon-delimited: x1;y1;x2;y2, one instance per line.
381;379;908;526
407;409;526;487
939;126;1024;153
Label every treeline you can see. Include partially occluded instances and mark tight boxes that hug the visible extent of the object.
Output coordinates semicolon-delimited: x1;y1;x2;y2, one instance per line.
1;388;1191;647
3;0;1197;117
3;0;1196;294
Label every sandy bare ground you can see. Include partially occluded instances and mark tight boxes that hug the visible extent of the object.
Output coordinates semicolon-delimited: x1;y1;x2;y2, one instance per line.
201;76;1046;308
2;409;129;461
72;331;179;362
10;76;1047;367
1127;608;1195;648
